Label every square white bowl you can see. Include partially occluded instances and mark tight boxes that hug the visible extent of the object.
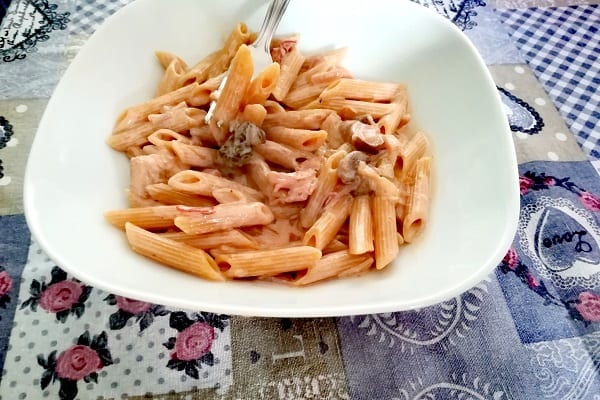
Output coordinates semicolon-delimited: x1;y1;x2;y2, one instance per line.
24;0;519;317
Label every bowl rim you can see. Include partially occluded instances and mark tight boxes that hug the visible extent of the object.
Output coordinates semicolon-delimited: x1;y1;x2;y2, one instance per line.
23;0;520;317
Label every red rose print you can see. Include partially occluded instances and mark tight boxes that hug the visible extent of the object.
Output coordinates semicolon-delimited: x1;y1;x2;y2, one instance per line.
503;248;518;270
519;176;534;195
173;322;214;361
115;296;152;314
543;177;555;186
579;191;600;212
55;345;102;381
0;270;12;296
39;281;83;313
576;291;600;323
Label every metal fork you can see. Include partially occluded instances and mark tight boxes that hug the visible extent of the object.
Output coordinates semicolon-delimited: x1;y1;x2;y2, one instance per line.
205;0;292;123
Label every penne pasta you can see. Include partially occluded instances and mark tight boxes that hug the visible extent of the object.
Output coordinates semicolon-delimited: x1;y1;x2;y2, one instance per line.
168;170;264;202
146;183;217;207
155;57;188;96
106;23;433;285
254;140;313;170
349;195;374;254
148;129;190;150
265;126;327;151
304;98;396;119
319;79;404;103
403;157;431;243
293;250;373;285
212;44;253;133
300;149;346;228
263;109;334;130
159;229;257;249
113;79;221;133
125;223;224;281
171;141;218;168
303;194;353;250
174;202;274;234
212;187;250;204
378;90;408;134
155;51;188;70
240;103;268;126
272;47;305;101
243;62;280;105
372;195;398;270
282;81;328;109
104;205;180;230
398;131;429;177
263;99;286;114
218;246;321;278
108;107;206;152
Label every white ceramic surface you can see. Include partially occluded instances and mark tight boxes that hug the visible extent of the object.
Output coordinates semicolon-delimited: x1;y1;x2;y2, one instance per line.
24;0;519;317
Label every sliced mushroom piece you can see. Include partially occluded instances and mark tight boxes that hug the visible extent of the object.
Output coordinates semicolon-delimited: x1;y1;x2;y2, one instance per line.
337;150;369;184
346;121;385;153
218;121;266;167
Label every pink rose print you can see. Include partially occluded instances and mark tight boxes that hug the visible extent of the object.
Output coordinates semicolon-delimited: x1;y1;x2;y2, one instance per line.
575;291;600;323
55;345;102;381
164;311;229;378
21;267;91;322
115;296;152;314
39;281;83;313
503;248;519;270
579;191;600;212
39;331;113;400
104;294;168;332
173;322;215;361
519;176;533;195
526;273;539;289
0;267;13;310
544;177;555;186
0;270;12;297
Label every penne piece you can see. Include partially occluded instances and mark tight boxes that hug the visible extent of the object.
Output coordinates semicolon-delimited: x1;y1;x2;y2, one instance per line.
218;246;321;278
125;223;224;281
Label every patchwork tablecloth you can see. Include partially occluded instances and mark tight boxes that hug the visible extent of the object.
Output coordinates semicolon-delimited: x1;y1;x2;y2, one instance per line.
1;0;599;399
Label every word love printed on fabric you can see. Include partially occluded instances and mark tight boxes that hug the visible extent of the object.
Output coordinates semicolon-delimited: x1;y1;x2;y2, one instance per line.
519;176;600;290
498;163;600;344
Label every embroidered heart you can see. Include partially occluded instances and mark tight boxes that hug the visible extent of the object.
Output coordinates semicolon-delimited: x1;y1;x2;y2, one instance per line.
534;206;600;272
497;87;544;135
0;1;47;52
0;0;70;63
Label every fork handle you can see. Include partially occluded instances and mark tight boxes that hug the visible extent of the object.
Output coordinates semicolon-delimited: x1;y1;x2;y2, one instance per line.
252;0;292;53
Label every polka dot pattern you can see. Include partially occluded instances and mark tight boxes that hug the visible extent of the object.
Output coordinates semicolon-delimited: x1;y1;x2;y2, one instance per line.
0;241;233;398
555;132;568;141
15;104;28;113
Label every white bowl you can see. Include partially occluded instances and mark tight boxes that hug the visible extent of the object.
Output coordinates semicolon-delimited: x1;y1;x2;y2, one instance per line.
24;0;519;317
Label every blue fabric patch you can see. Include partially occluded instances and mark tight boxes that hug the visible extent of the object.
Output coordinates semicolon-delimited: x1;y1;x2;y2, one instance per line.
0;214;31;373
497;161;600;344
336;277;544;399
499;5;600;164
0;0;13;25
